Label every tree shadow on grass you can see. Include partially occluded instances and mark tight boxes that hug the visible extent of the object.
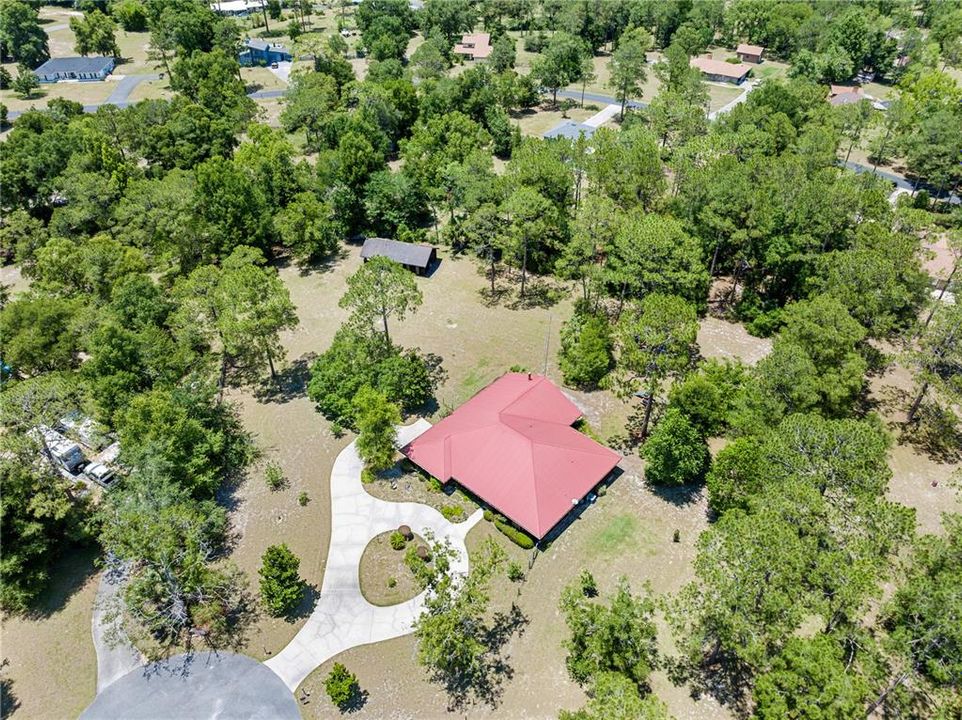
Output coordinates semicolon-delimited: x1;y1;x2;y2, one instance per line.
506;278;566;310
253;354;315;405
440;603;529;712
666;654;753;718
898;402;962;465
647;482;704;508
24;545;99;621
1;659;20;720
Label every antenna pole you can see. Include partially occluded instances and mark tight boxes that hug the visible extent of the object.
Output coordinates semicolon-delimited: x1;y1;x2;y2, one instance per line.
543;313;551;376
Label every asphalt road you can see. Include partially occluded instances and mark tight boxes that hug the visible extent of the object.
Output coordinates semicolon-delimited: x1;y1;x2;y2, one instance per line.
80;652;300;720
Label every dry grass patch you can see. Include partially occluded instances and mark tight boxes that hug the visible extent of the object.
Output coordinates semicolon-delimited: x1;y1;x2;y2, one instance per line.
359;531;427;606
1;549;99;720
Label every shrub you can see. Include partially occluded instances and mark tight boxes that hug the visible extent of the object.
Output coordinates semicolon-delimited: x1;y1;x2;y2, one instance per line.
426;476;443;493
483;509;495;522
259;544;303;616
298;492;310;506
494;519;535;549
390;531;407;550
325;662;359;710
264;461;286;491
387;576;397;588
559;313;613;388
441;504;463;521
579;569;597;597
507;561;524;582
330;420;344;438
523;33;547;52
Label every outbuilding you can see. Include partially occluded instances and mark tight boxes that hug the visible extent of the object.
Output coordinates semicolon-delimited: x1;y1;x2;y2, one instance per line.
736;43;765;63
360;237;437;275
33;56;115;82
402;373;621;539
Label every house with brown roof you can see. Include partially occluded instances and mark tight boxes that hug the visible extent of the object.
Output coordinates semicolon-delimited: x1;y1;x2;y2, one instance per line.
828;84;864;106
453;33;492;60
736;43;765;63
690;56;752;84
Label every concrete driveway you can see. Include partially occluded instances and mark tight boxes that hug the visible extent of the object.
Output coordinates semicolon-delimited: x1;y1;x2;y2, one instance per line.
80;652;299;720
265;420;483;691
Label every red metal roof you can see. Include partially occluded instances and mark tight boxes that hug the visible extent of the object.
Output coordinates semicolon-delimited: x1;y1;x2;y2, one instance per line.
401;373;621;538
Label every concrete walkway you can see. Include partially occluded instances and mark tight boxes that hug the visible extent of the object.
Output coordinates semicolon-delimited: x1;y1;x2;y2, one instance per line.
582;103;621;128
91;567;143;692
265;420;483;691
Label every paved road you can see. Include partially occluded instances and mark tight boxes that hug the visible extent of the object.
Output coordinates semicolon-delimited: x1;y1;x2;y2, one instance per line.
80;652;299;720
556;88;646;109
265;420;483;691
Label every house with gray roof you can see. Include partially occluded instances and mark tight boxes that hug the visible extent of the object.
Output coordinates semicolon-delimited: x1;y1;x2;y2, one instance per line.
33;56;115;82
360;238;437;275
543;120;596;141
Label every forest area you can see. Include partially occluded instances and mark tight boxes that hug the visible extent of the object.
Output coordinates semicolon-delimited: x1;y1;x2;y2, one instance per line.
1;0;961;718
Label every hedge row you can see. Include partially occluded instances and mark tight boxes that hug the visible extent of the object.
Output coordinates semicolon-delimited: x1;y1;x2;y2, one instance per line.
494;518;536;549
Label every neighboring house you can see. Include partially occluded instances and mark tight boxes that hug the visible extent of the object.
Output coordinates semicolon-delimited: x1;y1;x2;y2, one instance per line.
402;373;621;539
828;84;864;106
239;39;293;66
736;43;765;63
453;33;492;61
360;237;437;275
543;120;596;141
690;56;752;84
33;56;114;82
210;0;265;16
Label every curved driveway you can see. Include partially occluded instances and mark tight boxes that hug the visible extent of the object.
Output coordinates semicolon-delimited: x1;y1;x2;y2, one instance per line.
265;419;483;691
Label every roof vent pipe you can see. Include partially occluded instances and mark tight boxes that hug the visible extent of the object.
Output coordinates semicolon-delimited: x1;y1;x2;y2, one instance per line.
527;372;532;381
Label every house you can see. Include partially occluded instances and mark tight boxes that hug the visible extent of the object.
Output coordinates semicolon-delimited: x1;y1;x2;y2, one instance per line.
402;373;621;539
33;56;114;83
360;237;437;275
828;84;864;106
210;0;265;17
690;56;752;84
736;43;765;63
543;120;596;141
453;33;492;61
239;39;292;66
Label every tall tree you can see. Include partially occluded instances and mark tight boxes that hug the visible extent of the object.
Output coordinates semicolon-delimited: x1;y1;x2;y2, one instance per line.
530;31;589;105
71;10;120;57
613;293;698;438
607;27;653;119
339;256;423;345
172;246;298;388
0;0;49;67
